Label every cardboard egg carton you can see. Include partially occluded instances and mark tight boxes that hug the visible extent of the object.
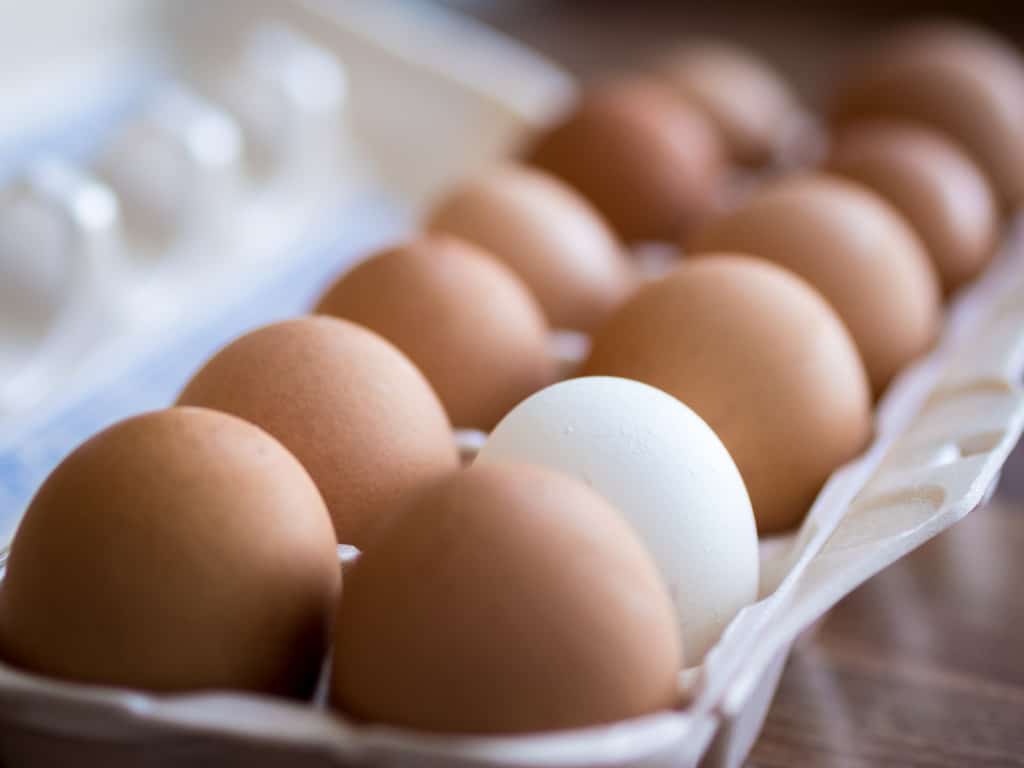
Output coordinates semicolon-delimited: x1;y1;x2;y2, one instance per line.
1;2;1023;767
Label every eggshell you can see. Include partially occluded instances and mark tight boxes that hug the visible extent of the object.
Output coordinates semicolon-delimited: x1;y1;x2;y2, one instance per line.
827;119;998;294
177;316;458;548
426;164;632;331
582;257;873;533
0;407;340;696
314;235;557;430
524;78;726;243
688;173;941;394
331;462;681;734
476;376;758;664
652;40;801;166
832;21;1024;207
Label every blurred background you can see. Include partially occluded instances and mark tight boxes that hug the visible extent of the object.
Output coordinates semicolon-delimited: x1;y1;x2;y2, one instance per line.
440;0;1024;98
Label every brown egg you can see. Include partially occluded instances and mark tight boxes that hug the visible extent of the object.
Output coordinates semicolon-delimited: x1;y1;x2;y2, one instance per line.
331;462;681;733
426;164;632;331
652;41;801;166
178;317;458;548
315;236;557;430
524;78;726;243
827;119;998;295
688;174;941;394
0;407;339;696
832;21;1024;208
582;256;872;533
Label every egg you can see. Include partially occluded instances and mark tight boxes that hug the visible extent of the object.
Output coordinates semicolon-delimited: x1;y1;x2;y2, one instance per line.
827;119;998;295
0;407;339;696
832;21;1024;208
476;376;758;663
688;174;941;394
426;164;632;331
330;462;681;733
651;40;801;166
177;316;458;548
582;257;873;533
524;78;726;242
314;235;557;430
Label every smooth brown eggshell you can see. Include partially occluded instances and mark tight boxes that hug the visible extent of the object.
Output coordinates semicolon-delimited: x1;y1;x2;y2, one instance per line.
0;407;340;696
688;174;941;394
652;41;801;166
582;256;872;533
827;119;998;295
178;316;458;549
524;78;726;243
315;235;557;431
832;21;1024;208
331;462;681;733
426;164;632;331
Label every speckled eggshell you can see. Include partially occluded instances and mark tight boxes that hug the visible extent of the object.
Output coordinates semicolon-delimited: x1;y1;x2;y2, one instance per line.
688;173;942;394
426;164;633;331
178;316;458;549
524;78;726;243
476;376;758;664
581;257;873;535
827;119;997;294
331;462;682;733
0;407;340;697
315;235;557;431
832;21;1024;208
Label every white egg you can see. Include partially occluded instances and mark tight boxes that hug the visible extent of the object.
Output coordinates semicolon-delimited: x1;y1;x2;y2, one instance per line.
476;376;758;664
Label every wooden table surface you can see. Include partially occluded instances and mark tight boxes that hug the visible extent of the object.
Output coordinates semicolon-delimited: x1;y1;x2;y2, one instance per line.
441;2;1024;765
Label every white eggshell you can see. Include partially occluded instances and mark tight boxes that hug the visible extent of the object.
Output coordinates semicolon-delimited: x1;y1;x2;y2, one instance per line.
476;376;758;664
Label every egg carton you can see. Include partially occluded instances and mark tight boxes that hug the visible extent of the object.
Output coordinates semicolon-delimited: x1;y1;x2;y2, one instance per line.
2;2;1024;767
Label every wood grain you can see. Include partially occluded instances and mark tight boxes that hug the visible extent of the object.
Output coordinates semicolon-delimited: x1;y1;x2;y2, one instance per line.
750;493;1024;767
